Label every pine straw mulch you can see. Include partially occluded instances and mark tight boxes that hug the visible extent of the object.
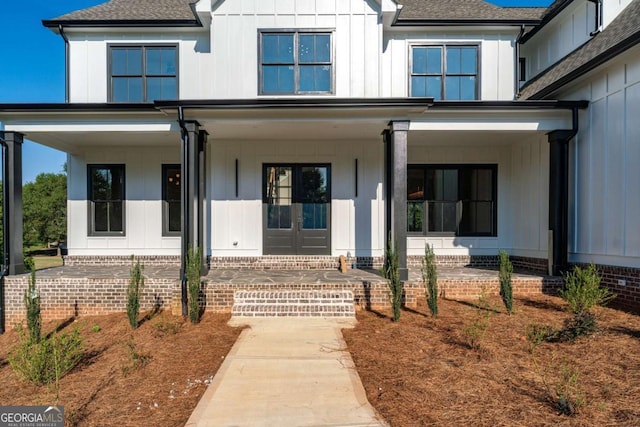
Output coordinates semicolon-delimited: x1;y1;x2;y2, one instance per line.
0;310;242;427
343;295;640;427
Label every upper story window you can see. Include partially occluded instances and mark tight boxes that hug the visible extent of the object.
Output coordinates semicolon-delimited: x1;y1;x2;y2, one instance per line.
259;31;333;95
410;45;478;100
109;45;178;102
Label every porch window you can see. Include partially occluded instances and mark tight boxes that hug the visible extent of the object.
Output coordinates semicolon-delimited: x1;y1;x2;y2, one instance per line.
408;165;496;236
410;45;478;100
259;31;333;95
88;164;125;235
109;45;177;102
162;164;181;236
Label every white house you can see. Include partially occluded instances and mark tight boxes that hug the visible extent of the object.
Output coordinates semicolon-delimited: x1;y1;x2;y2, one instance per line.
0;0;638;310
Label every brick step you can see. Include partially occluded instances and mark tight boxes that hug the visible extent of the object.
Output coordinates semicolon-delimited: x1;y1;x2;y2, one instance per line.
232;290;355;318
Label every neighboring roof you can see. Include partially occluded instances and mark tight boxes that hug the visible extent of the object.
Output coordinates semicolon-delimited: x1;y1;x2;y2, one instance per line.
42;0;200;27
519;0;640;99
395;0;546;24
520;0;574;43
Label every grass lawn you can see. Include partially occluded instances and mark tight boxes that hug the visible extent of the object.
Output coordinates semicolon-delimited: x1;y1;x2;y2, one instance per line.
33;255;63;270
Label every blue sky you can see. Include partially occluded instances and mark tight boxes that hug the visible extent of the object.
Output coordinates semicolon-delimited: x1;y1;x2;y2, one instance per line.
0;0;553;183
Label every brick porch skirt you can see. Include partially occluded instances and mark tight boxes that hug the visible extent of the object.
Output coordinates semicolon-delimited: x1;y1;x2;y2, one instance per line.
2;267;565;326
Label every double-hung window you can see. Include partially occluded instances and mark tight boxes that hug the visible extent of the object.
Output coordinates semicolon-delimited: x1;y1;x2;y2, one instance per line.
408;165;497;236
260;31;333;95
88;164;125;235
410;45;478;100
162;164;181;236
110;45;178;102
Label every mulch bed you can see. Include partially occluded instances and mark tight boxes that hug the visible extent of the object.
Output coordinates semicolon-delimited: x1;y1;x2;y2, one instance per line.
0;311;242;426
343;295;640;427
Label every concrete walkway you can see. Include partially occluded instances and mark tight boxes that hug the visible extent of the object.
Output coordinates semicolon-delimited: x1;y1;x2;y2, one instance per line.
185;318;388;427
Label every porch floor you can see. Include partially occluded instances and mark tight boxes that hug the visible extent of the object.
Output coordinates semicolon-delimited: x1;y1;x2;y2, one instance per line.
33;264;554;283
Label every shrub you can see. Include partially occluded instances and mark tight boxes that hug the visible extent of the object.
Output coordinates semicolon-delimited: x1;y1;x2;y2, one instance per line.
498;250;514;314
9;326;84;386
383;236;402;322
122;339;151;376
187;247;203;324
421;243;438;317
23;252;35;272
24;270;41;343
127;259;145;329
463;287;493;350
560;264;615;316
555;363;584;416
525;322;554;353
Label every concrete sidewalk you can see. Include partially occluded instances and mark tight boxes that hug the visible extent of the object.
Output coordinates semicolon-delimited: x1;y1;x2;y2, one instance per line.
185;318;387;427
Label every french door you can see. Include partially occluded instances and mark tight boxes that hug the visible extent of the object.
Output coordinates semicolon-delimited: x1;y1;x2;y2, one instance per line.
263;164;331;255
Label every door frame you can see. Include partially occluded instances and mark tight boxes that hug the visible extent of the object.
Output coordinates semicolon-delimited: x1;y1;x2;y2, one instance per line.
262;163;332;255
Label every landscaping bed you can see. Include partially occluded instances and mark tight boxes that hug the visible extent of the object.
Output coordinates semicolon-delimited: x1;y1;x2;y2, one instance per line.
0;311;241;426
344;295;640;426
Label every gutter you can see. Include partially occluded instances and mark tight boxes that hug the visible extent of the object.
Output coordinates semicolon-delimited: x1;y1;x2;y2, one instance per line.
58;25;70;103
178;106;188;318
515;24;525;96
0;136;9;334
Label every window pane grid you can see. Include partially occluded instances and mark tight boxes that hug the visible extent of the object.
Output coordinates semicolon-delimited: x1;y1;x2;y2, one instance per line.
261;31;332;95
110;45;177;102
89;165;125;234
408;165;496;236
411;45;477;100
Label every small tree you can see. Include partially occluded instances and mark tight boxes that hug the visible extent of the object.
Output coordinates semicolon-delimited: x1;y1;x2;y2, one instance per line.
127;259;145;329
499;250;514;314
24;270;41;343
383;236;402;322
187;247;203;324
422;243;438;317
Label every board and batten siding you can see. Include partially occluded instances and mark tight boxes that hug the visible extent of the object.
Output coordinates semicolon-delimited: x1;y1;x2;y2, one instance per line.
209;139;385;257
382;31;519;100
66;146;181;255
560;46;640;268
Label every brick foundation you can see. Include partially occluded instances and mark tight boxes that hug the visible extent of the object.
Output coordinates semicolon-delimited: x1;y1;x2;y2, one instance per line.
63;255;180;266
408;255;499;268
511;256;549;274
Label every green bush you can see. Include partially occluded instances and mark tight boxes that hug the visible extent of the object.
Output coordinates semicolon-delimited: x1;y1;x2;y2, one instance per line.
421;243;438;317
560;264;615;315
24;270;41;343
9;326;84;386
187;247;203;324
127;259;145;329
383;236;402;322
23;252;35;272
498;250;514;314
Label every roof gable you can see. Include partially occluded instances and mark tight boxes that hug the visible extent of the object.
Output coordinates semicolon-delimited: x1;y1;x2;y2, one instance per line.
395;0;545;23
519;0;640;99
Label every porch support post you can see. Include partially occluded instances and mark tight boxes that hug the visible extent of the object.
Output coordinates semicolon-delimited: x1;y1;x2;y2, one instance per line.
180;121;206;316
385;121;409;281
0;131;25;276
548;130;572;276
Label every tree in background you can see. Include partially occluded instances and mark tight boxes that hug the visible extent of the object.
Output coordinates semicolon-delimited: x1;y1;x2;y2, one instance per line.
22;172;67;247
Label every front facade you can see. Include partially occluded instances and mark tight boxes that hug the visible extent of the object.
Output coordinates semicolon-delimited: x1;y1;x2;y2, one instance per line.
0;0;638;309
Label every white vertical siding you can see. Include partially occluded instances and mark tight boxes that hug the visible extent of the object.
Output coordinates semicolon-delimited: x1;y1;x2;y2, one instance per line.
382;31;519;100
67;145;181;255
209;139;385;257
564;48;640;266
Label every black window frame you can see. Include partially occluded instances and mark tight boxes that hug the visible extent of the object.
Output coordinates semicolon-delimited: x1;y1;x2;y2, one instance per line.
409;43;480;100
87;164;126;236
258;29;335;95
407;164;497;237
162;164;181;237
108;44;179;102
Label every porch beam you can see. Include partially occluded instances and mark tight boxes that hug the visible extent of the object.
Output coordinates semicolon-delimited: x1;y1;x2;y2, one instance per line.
384;121;409;281
548;129;572;276
0;131;25;276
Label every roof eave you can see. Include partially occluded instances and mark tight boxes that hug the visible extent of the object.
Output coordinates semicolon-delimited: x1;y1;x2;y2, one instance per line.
520;0;575;44
393;18;541;27
42;19;202;28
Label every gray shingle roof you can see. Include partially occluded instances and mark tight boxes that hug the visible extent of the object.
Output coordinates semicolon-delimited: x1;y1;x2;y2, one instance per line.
519;0;640;99
44;0;198;24
396;0;546;22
